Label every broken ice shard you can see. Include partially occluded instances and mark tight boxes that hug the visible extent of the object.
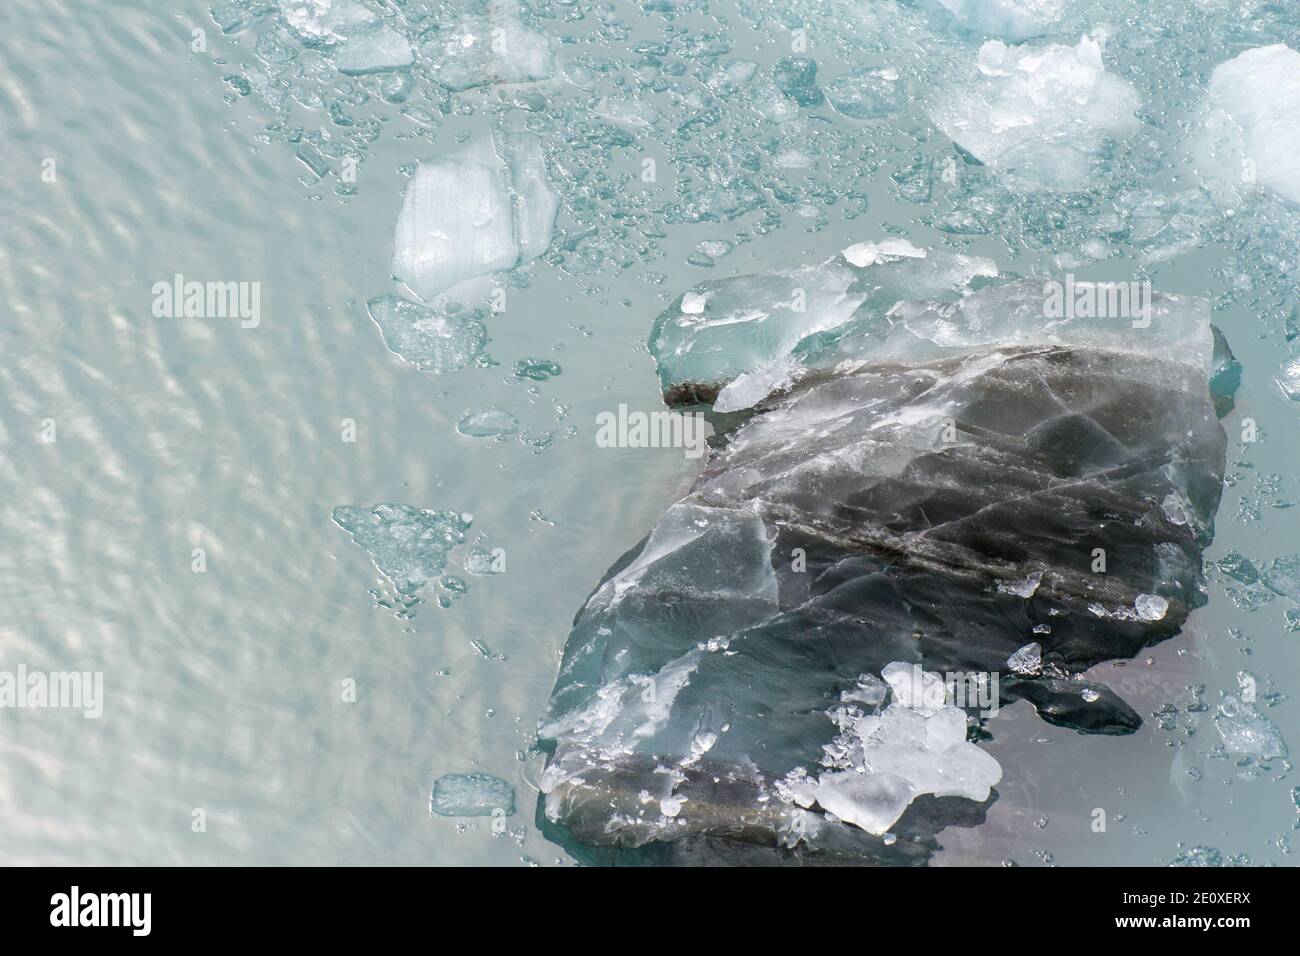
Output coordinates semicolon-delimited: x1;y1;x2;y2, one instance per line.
365;295;486;373
540;249;1228;863
429;773;515;817
332;504;472;596
930;35;1140;189
415;0;555;92
392;129;558;301
649;239;998;410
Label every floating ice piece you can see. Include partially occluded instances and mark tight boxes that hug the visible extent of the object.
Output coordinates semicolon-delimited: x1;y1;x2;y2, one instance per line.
280;0;411;73
649;243;997;409
825;67;906;119
808;663;1001;835
416;0;555;91
930;35;1140;189
430;773;515;817
392;130;558;301
1264;554;1300;601
541;264;1227;861
1193;45;1300;206
1007;642;1043;676
333;22;412;75
930;0;1072;41
1214;695;1288;760
365;295;486;373
332;504;471;595
457;407;520;438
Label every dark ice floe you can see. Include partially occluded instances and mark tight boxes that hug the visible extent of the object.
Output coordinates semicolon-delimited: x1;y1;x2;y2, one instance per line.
539;247;1231;862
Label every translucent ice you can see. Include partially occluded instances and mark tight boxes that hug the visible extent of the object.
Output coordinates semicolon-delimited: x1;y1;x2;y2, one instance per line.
930;0;1072;41
1214;696;1288;760
415;0;555;92
391;130;558;301
365;295;486;373
930;35;1140;189
457;407;519;438
429;773;515;817
332;504;472;596
1007;642;1043;676
1193;45;1300;206
649;241;997;409
332;22;412;75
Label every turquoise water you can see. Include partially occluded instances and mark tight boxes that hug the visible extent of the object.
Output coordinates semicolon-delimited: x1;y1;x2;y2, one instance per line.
0;0;1296;865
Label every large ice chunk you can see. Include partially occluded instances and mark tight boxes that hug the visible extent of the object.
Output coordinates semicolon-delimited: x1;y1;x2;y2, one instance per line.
540;266;1227;862
392;130;558;300
930;35;1140;189
1192;45;1300;206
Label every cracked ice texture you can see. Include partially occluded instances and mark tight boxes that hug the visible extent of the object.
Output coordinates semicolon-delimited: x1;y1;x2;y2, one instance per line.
540;262;1226;861
1193;45;1300;206
930;35;1140;189
392;130;558;301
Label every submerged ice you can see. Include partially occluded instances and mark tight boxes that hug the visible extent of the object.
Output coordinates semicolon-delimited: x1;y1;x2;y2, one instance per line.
332;504;472;596
365;295;486;373
540;246;1228;862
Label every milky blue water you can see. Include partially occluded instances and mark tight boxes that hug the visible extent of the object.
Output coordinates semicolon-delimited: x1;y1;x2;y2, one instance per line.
0;0;1296;866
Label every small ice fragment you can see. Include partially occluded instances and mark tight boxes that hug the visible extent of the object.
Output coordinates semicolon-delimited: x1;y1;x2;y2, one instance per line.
841;239;927;267
1007;642;1042;675
690;732;718;755
997;570;1043;598
457;407;520;438
1214;696;1288;760
463;547;504;575
365;295;486;373
513;358;561;381
430;772;515;817
333;23;413;75
332;504;472;596
660;795;686;817
1134;593;1168;621
681;292;708;315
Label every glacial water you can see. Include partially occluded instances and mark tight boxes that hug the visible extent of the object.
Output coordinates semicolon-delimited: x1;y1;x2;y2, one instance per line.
0;0;1297;865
